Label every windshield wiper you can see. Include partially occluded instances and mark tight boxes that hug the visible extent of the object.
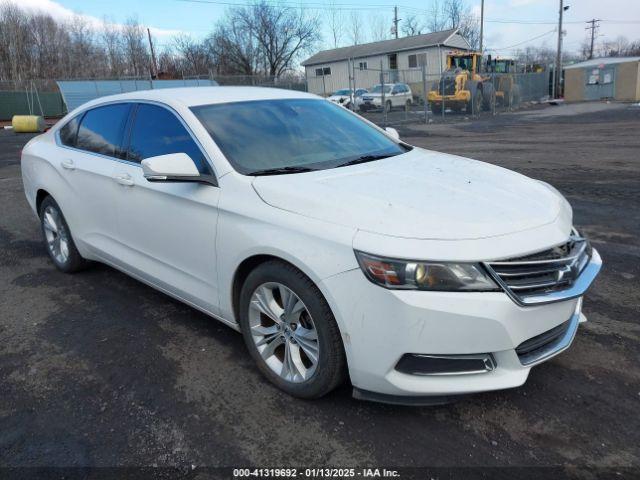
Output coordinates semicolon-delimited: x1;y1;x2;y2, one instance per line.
336;153;397;168
249;166;317;176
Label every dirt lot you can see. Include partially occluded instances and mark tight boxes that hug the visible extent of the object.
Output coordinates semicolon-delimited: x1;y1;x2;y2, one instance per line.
1;102;639;478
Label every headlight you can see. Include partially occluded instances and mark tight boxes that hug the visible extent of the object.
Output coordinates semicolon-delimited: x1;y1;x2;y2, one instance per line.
355;251;499;291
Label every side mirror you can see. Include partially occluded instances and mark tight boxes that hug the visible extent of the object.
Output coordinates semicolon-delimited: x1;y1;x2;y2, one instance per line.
141;153;201;183
385;127;400;140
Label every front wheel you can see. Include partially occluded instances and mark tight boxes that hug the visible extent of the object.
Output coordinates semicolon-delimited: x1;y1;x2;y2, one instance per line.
238;261;346;399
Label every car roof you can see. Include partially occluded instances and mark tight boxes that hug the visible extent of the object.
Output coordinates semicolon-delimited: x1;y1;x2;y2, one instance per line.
77;86;318;111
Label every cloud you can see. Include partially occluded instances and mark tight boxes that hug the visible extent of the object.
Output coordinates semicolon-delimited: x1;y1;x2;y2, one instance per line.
4;0;181;39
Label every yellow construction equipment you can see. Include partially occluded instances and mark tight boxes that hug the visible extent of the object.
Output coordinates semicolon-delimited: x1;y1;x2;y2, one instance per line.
427;51;495;114
487;57;521;108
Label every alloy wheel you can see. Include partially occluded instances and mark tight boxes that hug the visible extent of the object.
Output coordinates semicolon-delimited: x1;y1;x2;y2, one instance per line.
248;282;319;383
42;205;70;264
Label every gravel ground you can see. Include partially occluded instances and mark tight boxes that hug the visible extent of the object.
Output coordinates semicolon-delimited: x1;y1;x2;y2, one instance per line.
0;102;639;478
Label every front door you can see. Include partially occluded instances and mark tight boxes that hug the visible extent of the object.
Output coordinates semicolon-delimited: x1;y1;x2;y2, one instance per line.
111;103;221;314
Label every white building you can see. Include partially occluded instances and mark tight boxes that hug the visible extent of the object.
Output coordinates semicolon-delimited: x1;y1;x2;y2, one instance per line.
302;28;471;96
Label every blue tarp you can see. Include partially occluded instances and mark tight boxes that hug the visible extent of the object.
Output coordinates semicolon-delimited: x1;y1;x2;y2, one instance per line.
56;79;218;111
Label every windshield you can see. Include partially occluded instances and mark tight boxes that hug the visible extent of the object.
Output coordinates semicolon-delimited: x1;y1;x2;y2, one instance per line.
371;85;392;94
450;56;472;71
334;89;352;95
191;99;407;175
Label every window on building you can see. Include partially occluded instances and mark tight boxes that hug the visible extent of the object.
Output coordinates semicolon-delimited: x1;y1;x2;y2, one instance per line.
408;53;427;69
315;67;331;76
359;62;368;70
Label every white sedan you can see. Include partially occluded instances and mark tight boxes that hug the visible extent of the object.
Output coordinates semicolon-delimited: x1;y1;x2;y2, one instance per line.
21;87;601;404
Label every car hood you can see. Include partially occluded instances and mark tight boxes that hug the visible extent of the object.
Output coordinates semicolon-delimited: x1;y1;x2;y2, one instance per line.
252;147;570;241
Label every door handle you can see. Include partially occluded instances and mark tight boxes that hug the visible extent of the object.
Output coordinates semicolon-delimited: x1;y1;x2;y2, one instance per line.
61;159;75;170
113;173;134;186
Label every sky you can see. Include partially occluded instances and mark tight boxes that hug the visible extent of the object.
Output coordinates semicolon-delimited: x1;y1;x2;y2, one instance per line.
9;0;640;57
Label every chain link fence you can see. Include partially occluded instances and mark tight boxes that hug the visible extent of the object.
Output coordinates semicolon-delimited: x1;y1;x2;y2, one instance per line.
341;66;551;127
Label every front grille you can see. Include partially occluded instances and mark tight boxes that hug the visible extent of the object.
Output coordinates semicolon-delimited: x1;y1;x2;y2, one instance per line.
515;319;572;365
485;236;591;304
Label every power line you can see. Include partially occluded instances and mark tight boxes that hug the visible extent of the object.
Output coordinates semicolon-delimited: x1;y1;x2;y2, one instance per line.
490;28;557;51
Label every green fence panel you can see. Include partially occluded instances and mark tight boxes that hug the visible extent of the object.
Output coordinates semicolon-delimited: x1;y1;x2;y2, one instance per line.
0;91;67;121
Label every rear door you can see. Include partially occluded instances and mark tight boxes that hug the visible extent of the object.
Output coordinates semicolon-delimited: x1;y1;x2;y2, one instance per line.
111;102;221;313
56;103;132;257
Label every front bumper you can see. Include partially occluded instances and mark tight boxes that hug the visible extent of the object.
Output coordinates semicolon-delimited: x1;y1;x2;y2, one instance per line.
320;249;600;400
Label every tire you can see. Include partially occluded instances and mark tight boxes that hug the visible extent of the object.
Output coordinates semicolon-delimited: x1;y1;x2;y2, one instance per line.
430;102;443;114
482;83;496;112
238;260;346;399
39;195;88;273
467;87;482;115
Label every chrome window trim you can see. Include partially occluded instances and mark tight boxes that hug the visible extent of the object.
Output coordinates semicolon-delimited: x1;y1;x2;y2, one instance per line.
55;99;219;183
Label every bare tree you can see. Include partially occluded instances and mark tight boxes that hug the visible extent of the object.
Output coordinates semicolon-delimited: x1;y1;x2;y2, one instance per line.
208;14;260;75
402;15;424;37
173;34;211;76
325;3;343;48
347;11;363;46
369;14;389;42
231;1;320;77
121;17;149;77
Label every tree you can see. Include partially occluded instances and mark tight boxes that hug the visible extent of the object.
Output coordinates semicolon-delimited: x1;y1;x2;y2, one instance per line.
230;1;320;77
121;17;149;77
325;3;343;48
347;11;363;46
369;14;389;42
402;15;424;37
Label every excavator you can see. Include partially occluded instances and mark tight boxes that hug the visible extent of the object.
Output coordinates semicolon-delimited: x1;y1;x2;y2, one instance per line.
427;51;495;114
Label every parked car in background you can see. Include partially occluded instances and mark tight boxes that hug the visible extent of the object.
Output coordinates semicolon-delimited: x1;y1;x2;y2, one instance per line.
328;88;368;110
359;83;412;112
22;87;601;405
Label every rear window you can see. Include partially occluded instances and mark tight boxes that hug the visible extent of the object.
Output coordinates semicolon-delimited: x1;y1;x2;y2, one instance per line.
76;103;132;158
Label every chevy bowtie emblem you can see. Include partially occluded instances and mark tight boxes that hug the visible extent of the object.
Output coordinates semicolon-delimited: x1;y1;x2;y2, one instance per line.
556;264;573;282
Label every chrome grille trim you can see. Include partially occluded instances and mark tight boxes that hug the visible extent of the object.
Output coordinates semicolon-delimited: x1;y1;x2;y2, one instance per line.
483;236;602;306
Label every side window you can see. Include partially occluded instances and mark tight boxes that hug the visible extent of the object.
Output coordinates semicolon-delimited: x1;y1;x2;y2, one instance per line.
76;104;131;158
59;115;81;147
127;103;210;174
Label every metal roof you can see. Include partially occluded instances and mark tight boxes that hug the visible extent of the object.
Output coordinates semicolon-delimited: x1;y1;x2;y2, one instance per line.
302;28;465;66
56;78;218;111
564;56;640;70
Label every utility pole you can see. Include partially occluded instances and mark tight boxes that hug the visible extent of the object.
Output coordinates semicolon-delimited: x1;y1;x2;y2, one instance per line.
555;0;569;98
586;19;600;59
147;27;158;79
479;0;485;53
393;6;400;39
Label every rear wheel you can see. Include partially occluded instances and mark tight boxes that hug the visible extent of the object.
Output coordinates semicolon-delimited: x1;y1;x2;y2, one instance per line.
39;196;88;273
238;260;346;399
